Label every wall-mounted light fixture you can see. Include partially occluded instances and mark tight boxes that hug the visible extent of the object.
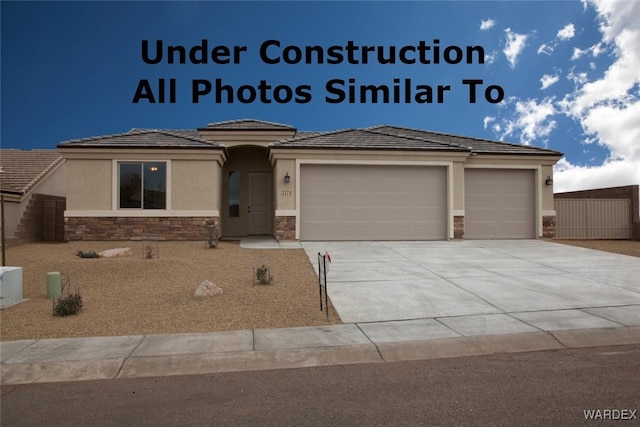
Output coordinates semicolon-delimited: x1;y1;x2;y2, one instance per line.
284;172;290;184
545;175;553;185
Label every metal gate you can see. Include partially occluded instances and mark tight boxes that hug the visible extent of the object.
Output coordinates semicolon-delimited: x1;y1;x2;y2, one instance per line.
554;198;631;239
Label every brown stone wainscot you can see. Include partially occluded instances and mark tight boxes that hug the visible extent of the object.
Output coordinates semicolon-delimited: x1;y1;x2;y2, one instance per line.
453;215;464;239
542;215;556;238
64;216;220;241
275;216;296;240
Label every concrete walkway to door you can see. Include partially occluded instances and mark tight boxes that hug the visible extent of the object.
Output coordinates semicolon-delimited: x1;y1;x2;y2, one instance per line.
301;240;640;339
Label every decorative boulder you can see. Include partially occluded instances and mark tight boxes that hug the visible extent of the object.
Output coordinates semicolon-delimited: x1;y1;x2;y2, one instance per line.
99;247;133;258
194;280;223;298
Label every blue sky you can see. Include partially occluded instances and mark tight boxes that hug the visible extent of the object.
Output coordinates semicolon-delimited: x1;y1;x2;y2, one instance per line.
2;1;639;192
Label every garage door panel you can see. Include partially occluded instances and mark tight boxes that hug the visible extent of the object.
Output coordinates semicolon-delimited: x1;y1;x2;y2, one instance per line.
465;169;535;239
301;165;447;241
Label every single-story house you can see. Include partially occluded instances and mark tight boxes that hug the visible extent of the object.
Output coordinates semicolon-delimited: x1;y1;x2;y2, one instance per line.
0;149;66;246
57;119;562;241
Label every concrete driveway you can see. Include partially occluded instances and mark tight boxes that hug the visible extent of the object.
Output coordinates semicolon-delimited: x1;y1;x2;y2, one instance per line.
302;240;640;338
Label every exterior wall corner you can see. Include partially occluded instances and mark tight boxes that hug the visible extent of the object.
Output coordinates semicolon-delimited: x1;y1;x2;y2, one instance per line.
453;215;465;239
542;215;556;239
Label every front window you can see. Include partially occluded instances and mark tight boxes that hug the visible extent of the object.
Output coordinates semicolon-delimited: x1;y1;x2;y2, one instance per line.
119;162;166;209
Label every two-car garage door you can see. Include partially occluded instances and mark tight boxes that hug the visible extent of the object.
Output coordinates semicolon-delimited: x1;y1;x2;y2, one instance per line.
300;164;447;240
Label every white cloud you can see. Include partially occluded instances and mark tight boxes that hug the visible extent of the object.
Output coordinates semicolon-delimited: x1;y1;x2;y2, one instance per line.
538;23;576;56
555;0;640;191
571;47;586;60
571;42;605;60
503;28;529;68
483;116;495;129
480;19;496;31
557;23;576;40
495;97;557;145
553;157;640;192
540;73;560;89
484;50;498;64
538;43;554;56
488;0;640;192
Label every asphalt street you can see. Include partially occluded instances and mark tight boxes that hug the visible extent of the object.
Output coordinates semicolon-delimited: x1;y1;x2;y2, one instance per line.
2;344;639;426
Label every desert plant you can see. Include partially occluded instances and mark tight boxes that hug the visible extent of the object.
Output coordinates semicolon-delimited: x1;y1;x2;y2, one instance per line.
144;244;156;259
75;250;100;258
255;264;273;285
205;226;218;249
53;290;83;316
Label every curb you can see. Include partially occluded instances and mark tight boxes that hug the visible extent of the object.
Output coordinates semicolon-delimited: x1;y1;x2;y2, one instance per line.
2;326;640;385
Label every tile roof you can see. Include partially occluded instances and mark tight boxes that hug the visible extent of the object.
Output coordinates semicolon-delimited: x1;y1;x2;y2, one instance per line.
202;119;296;131
0;149;63;195
57;129;223;149
53;120;562;156
368;125;563;156
270;128;471;152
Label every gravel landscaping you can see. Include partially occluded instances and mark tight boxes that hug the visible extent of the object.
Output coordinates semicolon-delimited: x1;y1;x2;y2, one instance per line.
553;239;640;258
1;241;341;341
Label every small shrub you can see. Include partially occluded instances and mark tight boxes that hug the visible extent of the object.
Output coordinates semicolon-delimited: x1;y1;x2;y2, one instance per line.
76;250;100;258
205;226;218;249
54;290;83;316
255;264;273;285
144;244;156;259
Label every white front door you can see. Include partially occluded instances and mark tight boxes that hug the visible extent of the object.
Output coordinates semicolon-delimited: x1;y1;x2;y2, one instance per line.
248;172;272;235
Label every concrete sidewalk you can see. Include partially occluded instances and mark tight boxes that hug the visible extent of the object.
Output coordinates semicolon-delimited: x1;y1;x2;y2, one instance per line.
2;321;640;385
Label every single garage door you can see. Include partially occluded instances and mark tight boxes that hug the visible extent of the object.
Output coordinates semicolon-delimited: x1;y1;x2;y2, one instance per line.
300;164;447;241
464;169;535;239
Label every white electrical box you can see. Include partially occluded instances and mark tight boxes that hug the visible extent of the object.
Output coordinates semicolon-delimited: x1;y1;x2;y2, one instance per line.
0;266;23;308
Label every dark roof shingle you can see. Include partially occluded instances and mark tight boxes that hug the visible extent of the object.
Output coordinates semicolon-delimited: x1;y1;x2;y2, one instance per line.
270;128;470;152
369;125;562;155
203;119;295;131
57;129;223;149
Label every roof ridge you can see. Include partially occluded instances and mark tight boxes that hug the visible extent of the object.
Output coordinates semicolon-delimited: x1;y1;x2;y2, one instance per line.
363;127;469;150
371;124;558;152
151;129;221;146
205;118;295;129
60;129;149;145
271;128;355;145
59;129;222;147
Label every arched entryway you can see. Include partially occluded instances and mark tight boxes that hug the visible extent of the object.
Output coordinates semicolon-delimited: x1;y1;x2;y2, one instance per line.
221;146;274;238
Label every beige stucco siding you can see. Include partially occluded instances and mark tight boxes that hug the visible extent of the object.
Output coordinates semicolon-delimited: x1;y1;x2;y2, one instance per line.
274;159;296;211
60;148;225;216
541;164;555;212
171;160;220;211
65;159;112;210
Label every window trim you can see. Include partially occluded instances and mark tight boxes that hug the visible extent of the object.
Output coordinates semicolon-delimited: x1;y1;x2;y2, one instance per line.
113;160;171;211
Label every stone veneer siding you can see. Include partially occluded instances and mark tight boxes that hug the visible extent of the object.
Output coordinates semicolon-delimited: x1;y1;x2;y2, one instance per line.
453;216;464;239
65;216;219;241
542;215;556;239
274;216;296;240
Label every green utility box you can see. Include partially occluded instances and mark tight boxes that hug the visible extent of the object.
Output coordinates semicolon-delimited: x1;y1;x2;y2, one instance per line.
46;272;61;299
